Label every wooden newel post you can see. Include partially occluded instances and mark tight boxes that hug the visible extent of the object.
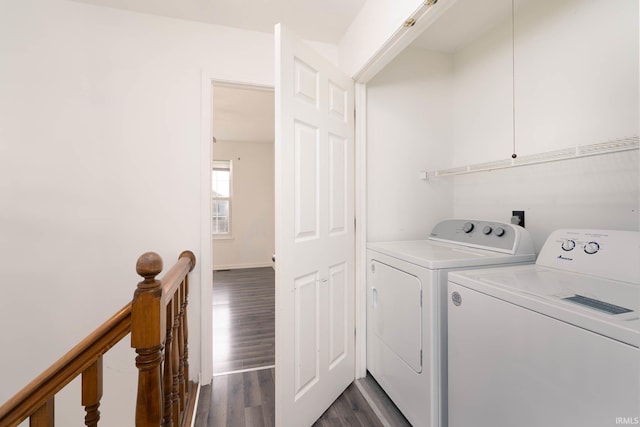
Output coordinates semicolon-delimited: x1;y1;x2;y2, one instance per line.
131;252;165;426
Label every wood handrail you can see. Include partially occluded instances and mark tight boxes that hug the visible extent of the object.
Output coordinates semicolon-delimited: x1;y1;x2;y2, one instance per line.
0;250;197;427
160;251;196;305
0;303;132;426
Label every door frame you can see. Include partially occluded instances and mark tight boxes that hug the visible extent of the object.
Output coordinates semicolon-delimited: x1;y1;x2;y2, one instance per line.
200;73;274;384
354;82;368;378
200;71;369;385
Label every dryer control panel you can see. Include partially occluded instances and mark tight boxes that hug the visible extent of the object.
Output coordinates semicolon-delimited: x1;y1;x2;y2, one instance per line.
537;229;640;285
428;219;535;256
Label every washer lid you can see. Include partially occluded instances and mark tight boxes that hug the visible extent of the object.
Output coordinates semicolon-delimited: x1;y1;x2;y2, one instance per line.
449;265;640;347
367;239;536;270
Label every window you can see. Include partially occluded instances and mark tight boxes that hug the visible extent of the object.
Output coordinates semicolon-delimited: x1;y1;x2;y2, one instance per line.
212;160;232;236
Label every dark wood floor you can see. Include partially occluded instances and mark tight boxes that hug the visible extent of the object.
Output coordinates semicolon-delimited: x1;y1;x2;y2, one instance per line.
212;267;275;374
195;368;275;426
195;368;403;427
199;267;410;426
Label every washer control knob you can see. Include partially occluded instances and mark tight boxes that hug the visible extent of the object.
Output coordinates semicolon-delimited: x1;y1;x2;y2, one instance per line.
494;227;506;237
462;222;474;233
482;226;492;235
561;240;576;251
584;241;600;255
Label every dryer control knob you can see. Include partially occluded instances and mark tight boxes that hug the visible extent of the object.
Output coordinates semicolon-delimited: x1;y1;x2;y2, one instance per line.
561;240;576;251
584;241;600;255
482;226;492;235
463;222;474;233
494;227;506;237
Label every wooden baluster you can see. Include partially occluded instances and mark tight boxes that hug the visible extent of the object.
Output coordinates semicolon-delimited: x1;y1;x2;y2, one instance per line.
176;285;186;413
131;252;165;427
82;356;103;427
162;302;174;427
171;296;181;426
180;276;190;403
30;396;54;427
178;250;194;416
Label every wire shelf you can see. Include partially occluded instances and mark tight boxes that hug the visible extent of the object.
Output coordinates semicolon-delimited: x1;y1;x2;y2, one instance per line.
427;136;639;179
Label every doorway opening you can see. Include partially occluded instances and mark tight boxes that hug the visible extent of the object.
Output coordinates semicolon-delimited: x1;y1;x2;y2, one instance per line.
210;83;276;376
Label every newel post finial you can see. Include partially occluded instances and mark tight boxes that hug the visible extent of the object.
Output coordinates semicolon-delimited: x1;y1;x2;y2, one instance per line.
136;252;163;287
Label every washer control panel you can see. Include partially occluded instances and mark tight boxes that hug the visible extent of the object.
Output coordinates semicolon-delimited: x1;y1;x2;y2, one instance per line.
561;238;601;254
428;219;534;255
537;229;640;285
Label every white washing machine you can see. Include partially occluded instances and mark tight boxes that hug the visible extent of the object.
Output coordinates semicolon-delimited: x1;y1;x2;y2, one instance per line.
367;219;536;427
447;229;640;427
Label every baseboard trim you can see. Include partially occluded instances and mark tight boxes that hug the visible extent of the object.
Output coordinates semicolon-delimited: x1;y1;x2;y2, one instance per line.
355;379;392;427
213;364;276;377
183;380;199;427
213;262;274;270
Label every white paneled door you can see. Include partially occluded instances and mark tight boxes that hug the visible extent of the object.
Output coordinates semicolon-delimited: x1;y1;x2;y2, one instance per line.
274;24;355;427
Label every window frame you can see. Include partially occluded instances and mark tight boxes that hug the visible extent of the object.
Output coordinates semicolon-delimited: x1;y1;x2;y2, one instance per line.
211;159;233;239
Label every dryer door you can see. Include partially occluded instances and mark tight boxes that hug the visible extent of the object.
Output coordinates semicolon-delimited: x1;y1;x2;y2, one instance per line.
369;260;422;372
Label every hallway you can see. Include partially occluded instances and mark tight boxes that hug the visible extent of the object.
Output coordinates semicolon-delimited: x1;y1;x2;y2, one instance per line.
212;268;275;374
196;267;409;426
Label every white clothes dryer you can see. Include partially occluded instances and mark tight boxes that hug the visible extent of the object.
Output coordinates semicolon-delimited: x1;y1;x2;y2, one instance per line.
367;219;536;427
447;229;640;427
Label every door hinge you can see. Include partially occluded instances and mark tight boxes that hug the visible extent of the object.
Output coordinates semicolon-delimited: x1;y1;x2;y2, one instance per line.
403;18;417;28
354;217;357;232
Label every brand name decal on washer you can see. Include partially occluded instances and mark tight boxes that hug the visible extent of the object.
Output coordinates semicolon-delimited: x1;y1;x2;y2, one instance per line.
451;291;462;306
557;255;573;261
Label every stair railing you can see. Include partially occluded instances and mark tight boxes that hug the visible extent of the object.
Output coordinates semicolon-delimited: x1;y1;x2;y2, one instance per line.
0;250;196;427
132;250;196;427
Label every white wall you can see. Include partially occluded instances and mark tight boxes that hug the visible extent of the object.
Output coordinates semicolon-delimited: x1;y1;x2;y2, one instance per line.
450;14;513;165
449;0;639;249
452;0;639;165
366;0;639;251
453;151;639;252
366;47;455;241
512;0;639;156
212;141;275;269
0;0;273;424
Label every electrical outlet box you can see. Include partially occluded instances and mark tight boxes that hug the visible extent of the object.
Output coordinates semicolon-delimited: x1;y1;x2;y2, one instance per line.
511;210;525;228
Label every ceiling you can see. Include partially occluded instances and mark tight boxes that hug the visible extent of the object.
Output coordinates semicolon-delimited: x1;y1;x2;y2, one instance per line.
73;0;513;52
213;85;274;143
72;0;366;44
